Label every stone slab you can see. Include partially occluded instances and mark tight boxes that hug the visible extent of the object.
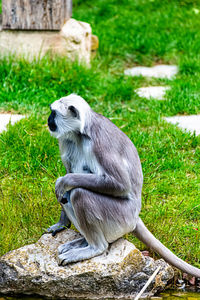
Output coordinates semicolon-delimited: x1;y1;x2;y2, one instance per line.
0;113;25;133
0;18;91;64
165;115;200;136
135;86;170;100
0;229;174;299
125;65;178;79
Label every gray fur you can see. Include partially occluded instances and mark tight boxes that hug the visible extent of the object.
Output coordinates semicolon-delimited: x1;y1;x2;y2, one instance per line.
134;218;200;278
46;208;71;236
47;94;200;277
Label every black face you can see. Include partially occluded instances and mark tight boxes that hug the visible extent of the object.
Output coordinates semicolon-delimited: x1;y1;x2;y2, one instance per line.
48;110;57;132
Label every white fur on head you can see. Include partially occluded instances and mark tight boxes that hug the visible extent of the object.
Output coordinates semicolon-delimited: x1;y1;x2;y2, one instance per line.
50;94;91;139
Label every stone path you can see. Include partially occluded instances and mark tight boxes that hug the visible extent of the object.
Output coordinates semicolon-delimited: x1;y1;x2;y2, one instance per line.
135;86;170;100
124;65;178;79
0;113;25;133
125;64;200;136
165;115;200;136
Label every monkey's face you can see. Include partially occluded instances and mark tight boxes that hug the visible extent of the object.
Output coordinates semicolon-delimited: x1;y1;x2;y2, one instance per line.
48;97;81;139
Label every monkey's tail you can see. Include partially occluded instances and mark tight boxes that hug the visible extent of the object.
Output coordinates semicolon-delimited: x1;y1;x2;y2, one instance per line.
133;217;200;278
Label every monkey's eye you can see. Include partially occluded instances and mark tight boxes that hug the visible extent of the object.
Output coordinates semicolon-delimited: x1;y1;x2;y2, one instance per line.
68;106;79;118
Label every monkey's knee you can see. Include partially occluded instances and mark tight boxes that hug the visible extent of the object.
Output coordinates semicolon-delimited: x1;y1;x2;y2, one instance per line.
70;188;108;247
71;188;86;199
70;188;88;218
70;188;89;211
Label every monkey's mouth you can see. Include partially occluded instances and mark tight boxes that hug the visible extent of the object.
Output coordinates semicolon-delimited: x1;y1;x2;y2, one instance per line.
48;122;57;132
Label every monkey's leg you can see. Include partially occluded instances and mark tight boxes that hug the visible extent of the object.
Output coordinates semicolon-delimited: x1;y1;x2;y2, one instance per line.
57;193;88;254
46;192;71;236
58;188;109;265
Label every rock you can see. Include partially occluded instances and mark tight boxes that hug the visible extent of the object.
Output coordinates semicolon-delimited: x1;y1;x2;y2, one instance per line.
124;65;178;79
60;18;91;65
135;86;170;100
165;115;200;136
0;229;174;299
0;113;25;133
91;35;99;51
141;250;150;257
0;18;92;64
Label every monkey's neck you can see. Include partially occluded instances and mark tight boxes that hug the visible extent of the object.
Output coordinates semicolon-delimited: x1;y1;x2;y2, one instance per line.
58;131;91;173
59;131;88;145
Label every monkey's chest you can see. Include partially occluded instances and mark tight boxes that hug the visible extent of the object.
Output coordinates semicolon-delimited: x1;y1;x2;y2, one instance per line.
71;158;92;174
63;145;102;175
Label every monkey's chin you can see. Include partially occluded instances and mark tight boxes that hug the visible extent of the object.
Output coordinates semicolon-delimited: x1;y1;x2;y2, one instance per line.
49;129;61;139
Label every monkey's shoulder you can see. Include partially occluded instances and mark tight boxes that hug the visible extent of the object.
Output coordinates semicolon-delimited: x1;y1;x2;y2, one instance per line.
90;112;139;157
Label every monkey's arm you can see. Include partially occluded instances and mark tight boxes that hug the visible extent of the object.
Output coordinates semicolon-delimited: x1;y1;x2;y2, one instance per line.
55;162;131;200
46;199;71;236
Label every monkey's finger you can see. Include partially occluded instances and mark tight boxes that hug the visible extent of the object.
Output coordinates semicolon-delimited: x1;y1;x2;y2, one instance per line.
51;226;66;236
58;254;70;266
55;177;64;189
55;188;61;200
43;224;64;235
58;194;64;203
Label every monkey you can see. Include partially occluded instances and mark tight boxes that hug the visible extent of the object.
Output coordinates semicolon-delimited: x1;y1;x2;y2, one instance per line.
47;93;200;278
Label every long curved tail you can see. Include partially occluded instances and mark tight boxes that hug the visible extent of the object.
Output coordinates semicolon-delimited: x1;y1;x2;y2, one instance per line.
133;218;200;278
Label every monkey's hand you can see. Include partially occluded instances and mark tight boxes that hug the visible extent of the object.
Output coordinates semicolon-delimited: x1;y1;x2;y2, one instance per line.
45;209;71;236
55;176;73;202
46;222;69;236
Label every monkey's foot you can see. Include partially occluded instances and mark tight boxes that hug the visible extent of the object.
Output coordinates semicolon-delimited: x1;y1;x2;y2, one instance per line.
58;245;105;265
58;237;88;254
46;221;71;237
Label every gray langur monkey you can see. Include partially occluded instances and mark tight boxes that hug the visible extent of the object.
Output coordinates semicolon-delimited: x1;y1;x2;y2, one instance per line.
47;94;200;278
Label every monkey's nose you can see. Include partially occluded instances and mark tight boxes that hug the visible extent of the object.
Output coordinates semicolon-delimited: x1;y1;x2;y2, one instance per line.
48;111;57;131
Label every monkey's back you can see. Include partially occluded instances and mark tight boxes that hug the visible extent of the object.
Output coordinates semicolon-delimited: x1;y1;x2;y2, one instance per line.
88;111;143;206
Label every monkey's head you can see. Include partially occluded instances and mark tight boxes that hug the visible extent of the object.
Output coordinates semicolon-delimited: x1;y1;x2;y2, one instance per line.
48;94;90;139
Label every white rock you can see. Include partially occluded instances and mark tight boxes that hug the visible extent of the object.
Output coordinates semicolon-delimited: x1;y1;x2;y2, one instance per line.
61;18;91;65
0;229;174;299
165;115;200;135
135;86;170;100
0;113;25;133
125;65;178;79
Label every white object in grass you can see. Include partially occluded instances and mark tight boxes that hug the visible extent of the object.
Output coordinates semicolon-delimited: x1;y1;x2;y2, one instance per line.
135;86;170;100
125;65;178;79
165;115;200;136
0;113;25;133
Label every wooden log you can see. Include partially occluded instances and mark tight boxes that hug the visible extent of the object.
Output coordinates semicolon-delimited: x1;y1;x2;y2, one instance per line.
2;0;72;30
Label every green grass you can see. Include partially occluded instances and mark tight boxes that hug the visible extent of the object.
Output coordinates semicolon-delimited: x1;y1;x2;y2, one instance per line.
0;0;200;268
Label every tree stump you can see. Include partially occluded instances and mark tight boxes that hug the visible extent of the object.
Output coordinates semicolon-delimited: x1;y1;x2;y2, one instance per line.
2;0;72;30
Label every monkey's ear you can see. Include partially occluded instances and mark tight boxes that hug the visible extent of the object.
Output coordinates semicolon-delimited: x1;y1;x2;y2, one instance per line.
68;105;79;118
